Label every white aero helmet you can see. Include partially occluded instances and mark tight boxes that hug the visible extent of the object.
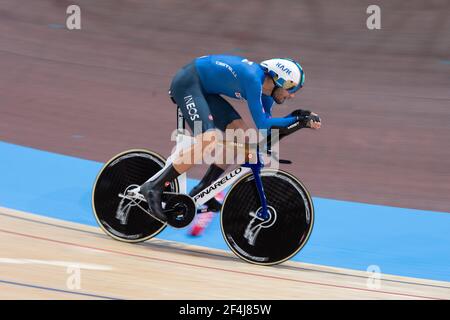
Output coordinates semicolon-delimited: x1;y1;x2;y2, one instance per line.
260;58;305;93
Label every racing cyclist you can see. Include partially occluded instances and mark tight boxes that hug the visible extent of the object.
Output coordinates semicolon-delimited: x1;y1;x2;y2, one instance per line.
140;55;321;224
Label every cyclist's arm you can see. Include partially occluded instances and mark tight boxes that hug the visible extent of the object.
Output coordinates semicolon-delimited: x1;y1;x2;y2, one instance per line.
261;94;274;116
246;83;297;130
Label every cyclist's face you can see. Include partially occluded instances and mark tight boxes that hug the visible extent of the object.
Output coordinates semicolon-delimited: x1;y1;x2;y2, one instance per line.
272;87;295;104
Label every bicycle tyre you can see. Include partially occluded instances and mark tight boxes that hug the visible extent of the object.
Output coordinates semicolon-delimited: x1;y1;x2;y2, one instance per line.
92;149;178;243
221;169;314;265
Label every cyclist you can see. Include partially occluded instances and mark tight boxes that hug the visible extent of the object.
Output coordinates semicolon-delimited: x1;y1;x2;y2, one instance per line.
140;55;321;224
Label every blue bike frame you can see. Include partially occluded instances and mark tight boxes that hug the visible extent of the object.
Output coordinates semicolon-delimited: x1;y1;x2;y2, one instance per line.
243;149;269;220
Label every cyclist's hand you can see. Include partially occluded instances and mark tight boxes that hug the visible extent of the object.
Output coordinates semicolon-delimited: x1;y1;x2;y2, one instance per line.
308;112;321;129
289;109;321;129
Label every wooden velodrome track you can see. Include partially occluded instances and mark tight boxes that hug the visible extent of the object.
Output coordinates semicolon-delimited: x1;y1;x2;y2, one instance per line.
1;207;449;300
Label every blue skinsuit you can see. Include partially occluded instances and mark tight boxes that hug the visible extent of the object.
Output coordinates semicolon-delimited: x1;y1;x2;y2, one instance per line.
169;55;297;132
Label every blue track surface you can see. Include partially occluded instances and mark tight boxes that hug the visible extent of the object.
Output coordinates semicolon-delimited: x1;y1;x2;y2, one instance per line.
1;141;449;282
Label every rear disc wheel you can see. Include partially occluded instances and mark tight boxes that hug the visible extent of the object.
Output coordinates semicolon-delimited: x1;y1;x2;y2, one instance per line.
92;149;179;243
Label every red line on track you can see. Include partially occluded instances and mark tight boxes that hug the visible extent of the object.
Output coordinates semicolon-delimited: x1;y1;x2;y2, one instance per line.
0;228;443;300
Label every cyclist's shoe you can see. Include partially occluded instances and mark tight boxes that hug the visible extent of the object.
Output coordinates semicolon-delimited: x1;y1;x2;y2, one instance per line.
189;164;225;198
201;189;225;212
140;164;180;223
205;197;222;212
140;182;167;222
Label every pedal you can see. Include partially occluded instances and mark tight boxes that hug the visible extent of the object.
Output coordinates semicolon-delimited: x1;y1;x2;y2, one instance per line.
196;206;209;214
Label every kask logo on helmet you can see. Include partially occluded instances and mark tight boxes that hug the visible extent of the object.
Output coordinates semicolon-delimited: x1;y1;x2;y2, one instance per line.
275;62;292;75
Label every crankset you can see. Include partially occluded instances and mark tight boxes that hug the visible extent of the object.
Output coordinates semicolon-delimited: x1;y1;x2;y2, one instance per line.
162;193;196;228
117;190;196;228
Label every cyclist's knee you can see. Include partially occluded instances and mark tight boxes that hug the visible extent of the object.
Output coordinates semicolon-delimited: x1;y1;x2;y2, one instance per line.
225;118;250;131
201;129;223;148
200;129;224;162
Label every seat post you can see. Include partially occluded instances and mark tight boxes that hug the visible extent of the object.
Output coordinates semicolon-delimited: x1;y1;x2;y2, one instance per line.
177;106;185;134
169;91;185;134
175;105;188;194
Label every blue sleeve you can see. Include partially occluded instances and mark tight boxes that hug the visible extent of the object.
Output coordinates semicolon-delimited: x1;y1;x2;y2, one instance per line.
246;82;297;130
261;95;274;116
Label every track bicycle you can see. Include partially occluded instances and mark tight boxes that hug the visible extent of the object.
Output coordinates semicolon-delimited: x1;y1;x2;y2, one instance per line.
92;107;314;265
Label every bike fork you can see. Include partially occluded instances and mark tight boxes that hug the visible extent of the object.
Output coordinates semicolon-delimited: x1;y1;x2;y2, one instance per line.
244;154;269;220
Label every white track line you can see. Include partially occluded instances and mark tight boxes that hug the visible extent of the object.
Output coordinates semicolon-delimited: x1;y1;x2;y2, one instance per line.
0;258;112;271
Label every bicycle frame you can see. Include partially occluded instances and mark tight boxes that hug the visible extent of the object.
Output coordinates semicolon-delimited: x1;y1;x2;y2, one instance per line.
156;135;270;220
173;107;270;220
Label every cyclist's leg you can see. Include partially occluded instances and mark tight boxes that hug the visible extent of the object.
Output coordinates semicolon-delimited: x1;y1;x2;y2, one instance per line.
223;118;253;163
188;95;247;212
186;95;243;235
168;64;221;173
141;62;221;220
207;94;253;166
